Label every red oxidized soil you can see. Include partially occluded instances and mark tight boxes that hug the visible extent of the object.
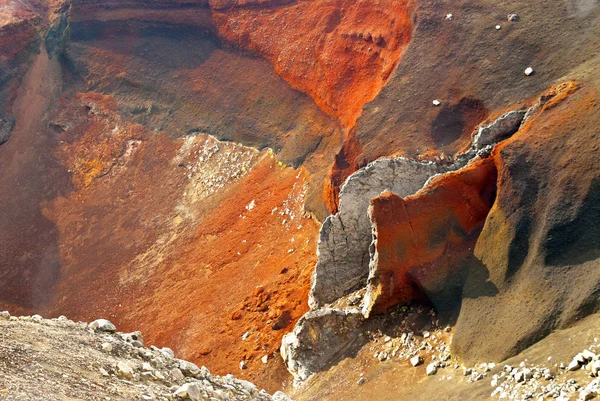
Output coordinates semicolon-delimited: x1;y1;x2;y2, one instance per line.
0;90;318;391
213;0;416;128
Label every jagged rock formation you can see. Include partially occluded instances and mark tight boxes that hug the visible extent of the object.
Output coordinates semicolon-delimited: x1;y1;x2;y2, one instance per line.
281;308;365;382
309;104;530;310
363;156;497;317
284;82;594;382
309;159;450;308
0;312;292;401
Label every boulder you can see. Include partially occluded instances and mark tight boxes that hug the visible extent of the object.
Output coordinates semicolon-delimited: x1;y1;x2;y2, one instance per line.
280;308;365;381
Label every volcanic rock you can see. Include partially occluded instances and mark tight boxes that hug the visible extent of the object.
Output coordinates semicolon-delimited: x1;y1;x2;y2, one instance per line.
363;156;497;317
281;307;365;381
452;82;600;364
309;158;450;308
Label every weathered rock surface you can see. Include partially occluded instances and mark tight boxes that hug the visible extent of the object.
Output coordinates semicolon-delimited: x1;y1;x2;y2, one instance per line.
363;156;498;317
287;84;580;381
453;82;600;363
309;159;450;308
472;110;526;149
281;307;365;382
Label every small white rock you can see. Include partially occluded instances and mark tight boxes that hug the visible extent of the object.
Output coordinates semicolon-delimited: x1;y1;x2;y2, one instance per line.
524;67;535;76
116;361;134;379
410;355;424;367
433;100;442;107
101;343;113;352
495;24;502;30
261;355;269;364
445;13;453;20
567;359;581;371
582;350;596;361
173;383;203;401
89;319;116;333
426;363;439;376
240;361;248;370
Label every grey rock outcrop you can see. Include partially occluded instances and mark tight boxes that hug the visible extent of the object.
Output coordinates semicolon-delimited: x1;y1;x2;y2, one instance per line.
281;307;365;381
309;158;450;308
472;110;526;149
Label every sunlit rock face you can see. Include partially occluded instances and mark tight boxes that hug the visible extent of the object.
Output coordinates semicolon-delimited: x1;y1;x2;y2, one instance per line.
453;82;600;364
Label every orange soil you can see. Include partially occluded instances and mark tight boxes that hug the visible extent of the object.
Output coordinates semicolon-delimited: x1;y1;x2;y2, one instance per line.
367;157;497;313
322;130;364;214
213;0;416;128
0;90;320;390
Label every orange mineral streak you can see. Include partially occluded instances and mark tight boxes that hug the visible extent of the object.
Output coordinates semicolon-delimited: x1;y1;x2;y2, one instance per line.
213;0;416;128
323;130;364;214
367;157;497;314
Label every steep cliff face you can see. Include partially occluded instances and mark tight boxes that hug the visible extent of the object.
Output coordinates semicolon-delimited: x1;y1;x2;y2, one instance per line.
453;82;600;363
0;5;41;142
283;80;598;382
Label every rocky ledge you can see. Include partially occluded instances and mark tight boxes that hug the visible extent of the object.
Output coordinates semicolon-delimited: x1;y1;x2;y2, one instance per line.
0;312;292;401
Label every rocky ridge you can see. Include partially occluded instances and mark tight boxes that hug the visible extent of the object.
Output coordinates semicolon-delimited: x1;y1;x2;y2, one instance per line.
0;311;293;401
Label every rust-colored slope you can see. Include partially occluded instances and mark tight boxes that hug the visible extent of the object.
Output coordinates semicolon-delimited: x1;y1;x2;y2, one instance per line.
43;92;318;388
64;14;344;219
0;88;318;390
364;157;497;315
213;0;416;128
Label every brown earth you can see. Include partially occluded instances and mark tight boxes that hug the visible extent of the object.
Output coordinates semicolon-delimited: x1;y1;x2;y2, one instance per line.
452;80;600;364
